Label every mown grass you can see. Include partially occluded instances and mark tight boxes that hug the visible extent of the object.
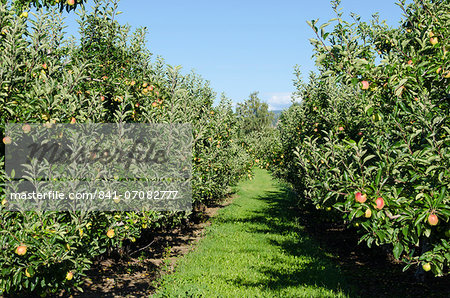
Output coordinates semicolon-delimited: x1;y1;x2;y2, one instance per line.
154;168;356;297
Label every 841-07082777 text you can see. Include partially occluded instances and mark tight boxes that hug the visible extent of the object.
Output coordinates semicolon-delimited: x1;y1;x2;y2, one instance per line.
9;190;179;201
100;190;179;201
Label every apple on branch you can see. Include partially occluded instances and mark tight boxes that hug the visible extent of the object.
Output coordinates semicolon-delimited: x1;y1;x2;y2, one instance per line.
375;197;384;209
428;213;438;226
355;192;367;203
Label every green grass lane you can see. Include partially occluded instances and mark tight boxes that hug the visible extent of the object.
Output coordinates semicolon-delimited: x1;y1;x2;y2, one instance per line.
154;168;355;297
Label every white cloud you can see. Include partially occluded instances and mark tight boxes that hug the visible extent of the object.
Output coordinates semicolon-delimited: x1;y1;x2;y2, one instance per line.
263;92;300;111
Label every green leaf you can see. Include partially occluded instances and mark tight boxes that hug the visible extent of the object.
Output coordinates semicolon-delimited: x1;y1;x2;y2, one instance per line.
393;242;403;259
355;209;364;218
402;226;409;237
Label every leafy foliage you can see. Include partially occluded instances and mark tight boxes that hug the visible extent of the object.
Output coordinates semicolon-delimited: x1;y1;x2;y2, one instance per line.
236;91;274;135
270;0;449;277
0;0;253;295
235;92;279;173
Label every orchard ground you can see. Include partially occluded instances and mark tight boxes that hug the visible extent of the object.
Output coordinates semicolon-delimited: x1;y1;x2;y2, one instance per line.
76;169;450;297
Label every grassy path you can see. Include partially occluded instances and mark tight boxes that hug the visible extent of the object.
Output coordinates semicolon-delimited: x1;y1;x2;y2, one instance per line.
154;169;355;297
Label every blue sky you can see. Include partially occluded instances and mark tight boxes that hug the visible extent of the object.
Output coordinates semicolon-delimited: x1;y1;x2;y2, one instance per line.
62;0;409;110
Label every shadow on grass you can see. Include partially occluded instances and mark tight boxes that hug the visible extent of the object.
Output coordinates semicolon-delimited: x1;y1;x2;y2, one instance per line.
229;184;450;298
217;186;357;297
